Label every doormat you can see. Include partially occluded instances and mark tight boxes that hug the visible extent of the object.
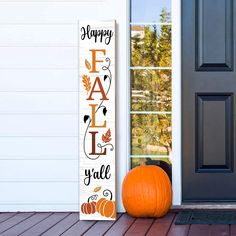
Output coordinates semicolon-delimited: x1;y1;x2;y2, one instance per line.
175;211;236;225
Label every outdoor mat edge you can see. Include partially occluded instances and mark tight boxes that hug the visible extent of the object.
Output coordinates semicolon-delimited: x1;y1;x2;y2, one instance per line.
175;211;236;225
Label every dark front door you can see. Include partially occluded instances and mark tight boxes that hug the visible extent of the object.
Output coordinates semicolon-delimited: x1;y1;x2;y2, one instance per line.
182;0;236;202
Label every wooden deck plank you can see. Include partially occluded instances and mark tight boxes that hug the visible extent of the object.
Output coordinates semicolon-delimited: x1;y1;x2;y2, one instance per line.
61;220;96;236
188;224;210;236
209;225;229;236
167;215;190;236
20;212;69;236
83;213;122;236
146;213;175;236
0;213;17;224
0;212;34;234
0;212;232;236
124;218;154;236
0;213;51;236
41;213;79;236
105;213;135;236
230;225;236;236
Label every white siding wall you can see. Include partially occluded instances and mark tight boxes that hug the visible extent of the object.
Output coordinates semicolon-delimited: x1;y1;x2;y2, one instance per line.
0;0;128;211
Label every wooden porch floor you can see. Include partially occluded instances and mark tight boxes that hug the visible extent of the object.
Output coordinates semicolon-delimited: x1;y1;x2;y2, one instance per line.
0;211;233;236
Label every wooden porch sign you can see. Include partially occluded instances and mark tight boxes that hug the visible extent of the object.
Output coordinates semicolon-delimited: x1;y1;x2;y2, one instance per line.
79;21;116;220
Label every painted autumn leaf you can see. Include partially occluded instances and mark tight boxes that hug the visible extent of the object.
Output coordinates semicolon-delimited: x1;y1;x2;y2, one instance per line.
85;59;91;70
103;107;107;116
82;75;91;94
94;186;101;192
83;115;90;123
102;128;112;143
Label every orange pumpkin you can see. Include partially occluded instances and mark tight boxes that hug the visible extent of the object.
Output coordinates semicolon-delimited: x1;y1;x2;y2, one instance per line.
81;201;96;214
122;165;172;217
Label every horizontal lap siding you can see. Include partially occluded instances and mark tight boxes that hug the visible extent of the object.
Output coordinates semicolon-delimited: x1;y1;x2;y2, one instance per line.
0;3;105;24
0;47;77;68
0;70;78;91
0;0;128;212
0;92;78;113
0;182;78;203
0;137;78;159
0;3;84;211
0;25;77;46
0;160;78;181
0;115;78;136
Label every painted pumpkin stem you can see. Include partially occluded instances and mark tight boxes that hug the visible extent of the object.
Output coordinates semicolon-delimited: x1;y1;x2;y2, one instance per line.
88;194;98;203
103;189;113;200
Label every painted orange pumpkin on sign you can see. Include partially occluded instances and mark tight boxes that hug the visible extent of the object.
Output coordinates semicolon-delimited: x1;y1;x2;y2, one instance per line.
96;190;116;219
79;21;116;221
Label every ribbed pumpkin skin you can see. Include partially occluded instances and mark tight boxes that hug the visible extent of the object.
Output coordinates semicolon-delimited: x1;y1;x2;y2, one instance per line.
96;198;116;218
122;165;172;217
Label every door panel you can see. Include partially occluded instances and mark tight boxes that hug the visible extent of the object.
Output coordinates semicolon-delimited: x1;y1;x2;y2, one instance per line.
182;0;236;201
196;94;233;173
196;0;233;71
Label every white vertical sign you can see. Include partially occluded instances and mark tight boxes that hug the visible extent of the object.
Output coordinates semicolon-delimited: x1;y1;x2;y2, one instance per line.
79;21;116;220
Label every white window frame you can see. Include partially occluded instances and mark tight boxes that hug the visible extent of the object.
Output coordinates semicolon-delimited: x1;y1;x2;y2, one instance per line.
125;0;182;208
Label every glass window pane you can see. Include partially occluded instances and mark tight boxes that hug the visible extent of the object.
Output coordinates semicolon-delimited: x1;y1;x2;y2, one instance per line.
131;69;171;112
131;114;172;155
131;25;171;67
131;0;171;23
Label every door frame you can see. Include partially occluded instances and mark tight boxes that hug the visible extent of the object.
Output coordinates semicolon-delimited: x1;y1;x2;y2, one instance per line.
126;0;236;208
171;0;236;207
172;0;182;206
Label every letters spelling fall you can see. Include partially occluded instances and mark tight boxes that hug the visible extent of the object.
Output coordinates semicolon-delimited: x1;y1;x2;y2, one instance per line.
84;49;111;186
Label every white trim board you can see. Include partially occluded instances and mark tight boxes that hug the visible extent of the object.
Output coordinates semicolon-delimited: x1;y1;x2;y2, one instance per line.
171;0;182;206
125;0;131;192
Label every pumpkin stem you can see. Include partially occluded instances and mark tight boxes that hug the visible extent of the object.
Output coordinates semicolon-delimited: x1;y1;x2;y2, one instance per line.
103;189;113;200
87;194;98;203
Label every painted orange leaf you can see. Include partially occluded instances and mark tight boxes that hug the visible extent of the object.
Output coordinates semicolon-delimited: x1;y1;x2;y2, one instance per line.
82;75;91;94
102;128;112;143
94;186;101;192
85;59;91;70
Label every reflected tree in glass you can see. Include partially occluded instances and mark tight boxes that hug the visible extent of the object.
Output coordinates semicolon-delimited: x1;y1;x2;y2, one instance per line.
131;8;172;161
131;9;171;67
131;69;172;111
131;114;172;155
